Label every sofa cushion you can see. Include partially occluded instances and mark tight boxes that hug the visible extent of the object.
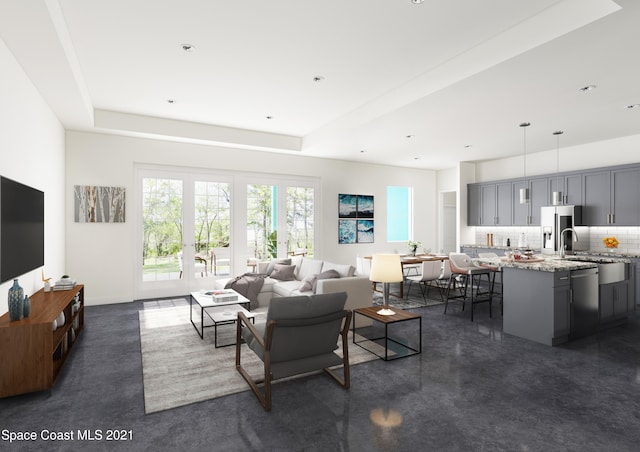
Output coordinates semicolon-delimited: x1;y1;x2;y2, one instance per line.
312;269;341;293
322;261;355;278
270;264;296;281
273;280;304;297
297;258;324;282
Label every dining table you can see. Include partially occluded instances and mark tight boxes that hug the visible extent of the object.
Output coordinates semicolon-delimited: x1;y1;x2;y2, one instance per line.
366;254;449;298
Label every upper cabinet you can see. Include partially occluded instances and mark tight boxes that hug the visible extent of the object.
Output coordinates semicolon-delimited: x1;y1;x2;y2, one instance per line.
549;173;583;206
583;167;640;226
467;182;512;226
468;162;640;228
512;177;548;226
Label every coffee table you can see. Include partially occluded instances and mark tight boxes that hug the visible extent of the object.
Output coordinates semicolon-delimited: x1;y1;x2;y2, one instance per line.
190;290;254;347
352;306;422;361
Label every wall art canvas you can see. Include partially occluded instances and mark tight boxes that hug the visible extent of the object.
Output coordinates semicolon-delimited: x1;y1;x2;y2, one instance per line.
338;193;374;243
357;219;374;243
74;185;126;223
338;194;357;218
356;195;374;218
338;219;357;244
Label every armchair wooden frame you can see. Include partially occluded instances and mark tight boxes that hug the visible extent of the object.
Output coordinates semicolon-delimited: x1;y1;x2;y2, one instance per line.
235;309;352;412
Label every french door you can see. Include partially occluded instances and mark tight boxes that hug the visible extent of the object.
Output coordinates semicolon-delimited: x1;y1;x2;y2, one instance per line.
136;167;233;300
135;166;318;300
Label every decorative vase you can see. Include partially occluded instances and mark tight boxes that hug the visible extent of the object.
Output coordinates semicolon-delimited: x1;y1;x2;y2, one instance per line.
8;279;24;321
23;295;31;318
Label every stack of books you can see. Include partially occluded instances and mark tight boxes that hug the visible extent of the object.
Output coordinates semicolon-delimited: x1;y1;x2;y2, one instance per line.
204;289;238;303
54;278;77;291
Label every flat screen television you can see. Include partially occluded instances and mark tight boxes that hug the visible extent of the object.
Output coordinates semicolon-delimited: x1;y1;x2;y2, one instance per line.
0;176;45;283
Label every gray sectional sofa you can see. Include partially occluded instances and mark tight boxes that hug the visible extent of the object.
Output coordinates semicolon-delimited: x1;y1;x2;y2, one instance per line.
214;256;373;312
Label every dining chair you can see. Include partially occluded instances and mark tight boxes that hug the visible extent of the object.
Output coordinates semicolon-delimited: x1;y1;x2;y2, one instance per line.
404;260;444;303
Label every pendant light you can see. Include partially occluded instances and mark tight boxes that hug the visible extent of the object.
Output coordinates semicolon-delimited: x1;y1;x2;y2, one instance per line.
552;130;564;205
519;122;531;204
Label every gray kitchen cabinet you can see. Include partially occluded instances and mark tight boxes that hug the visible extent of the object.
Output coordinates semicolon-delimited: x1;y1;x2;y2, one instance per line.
496;182;512;225
553;273;571;338
460;246;478;257
582;167;640;226
468;184;481;226
512;177;548;225
467;182;512;226
549;173;583;206
599;281;629;323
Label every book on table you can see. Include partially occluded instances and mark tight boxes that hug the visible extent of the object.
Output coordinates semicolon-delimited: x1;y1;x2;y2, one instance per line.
203;289;238;302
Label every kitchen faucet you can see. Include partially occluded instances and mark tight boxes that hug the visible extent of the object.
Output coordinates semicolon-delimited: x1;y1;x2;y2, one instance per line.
559;228;578;258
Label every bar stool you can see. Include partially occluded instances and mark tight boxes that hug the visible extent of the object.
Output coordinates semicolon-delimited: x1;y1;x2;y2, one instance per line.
477;252;503;315
444;253;493;321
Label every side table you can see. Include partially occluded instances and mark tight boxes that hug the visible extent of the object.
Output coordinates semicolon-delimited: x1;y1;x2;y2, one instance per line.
352;306;422;361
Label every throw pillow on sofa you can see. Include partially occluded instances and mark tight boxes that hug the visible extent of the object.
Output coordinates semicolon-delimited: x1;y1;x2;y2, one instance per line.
270;264;297;281
264;258;292;276
311;269;341;293
299;275;316;292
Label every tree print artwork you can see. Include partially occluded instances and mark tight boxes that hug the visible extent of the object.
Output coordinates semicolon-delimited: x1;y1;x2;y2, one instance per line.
74;186;126;223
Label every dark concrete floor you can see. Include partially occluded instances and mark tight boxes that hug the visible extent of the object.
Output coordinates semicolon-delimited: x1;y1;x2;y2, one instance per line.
1;295;640;452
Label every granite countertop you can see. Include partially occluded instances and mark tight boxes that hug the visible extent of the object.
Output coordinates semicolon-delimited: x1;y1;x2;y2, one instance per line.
462;244;640;259
475;256;598;272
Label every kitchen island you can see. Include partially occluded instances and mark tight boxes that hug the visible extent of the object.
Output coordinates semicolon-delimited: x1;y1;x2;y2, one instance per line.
476;255;634;346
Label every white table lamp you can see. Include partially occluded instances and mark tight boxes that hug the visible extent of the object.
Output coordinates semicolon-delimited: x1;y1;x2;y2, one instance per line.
369;254;403;315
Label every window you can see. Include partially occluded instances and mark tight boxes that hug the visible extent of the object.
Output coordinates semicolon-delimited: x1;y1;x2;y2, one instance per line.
387;186;411;242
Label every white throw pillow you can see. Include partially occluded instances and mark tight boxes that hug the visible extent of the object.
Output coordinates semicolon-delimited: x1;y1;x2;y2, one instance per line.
297;258;324;281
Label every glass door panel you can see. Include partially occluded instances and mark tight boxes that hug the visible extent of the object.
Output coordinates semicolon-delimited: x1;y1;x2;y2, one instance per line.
194;181;231;279
286;186;314;257
246;184;277;261
141;177;184;283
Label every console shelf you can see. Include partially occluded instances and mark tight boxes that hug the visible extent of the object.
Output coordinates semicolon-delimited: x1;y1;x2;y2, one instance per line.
0;285;84;398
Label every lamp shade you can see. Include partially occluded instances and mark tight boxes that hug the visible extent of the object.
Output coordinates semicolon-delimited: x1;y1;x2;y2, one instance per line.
369;254;403;283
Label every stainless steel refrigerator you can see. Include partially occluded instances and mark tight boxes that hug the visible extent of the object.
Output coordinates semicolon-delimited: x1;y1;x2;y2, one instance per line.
540;205;583;255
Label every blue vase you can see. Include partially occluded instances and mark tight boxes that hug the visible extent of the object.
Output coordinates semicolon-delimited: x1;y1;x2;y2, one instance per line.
23;295;31;318
8;279;24;321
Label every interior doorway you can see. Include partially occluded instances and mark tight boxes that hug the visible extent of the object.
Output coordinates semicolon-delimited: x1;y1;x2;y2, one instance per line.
440;191;457;254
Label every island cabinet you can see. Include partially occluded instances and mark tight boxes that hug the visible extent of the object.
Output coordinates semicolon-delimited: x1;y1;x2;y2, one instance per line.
599;280;629;323
502;268;570;346
582;167;640;226
511;177;548;226
0;285;84;398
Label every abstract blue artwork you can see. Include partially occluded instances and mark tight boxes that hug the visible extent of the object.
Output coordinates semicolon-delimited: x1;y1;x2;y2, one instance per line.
338;194;374;243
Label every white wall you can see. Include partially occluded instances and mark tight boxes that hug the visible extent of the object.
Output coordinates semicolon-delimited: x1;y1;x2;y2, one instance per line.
66;131;437;305
0;38;66;315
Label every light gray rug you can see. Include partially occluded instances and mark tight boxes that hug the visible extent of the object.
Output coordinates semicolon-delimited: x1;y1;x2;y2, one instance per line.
139;306;378;414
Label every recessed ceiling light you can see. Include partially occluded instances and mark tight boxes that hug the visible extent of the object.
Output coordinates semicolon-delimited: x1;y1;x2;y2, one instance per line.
266;115;273;120
313;76;325;83
181;44;195;52
413;157;420;160
411;0;425;4
464;144;472;149
167;99;176;104
360;150;367;153
578;85;596;92
406;134;414;139
626;104;640;109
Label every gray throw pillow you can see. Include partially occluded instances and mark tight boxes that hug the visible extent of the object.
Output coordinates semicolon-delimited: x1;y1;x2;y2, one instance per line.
299;274;316;292
265;258;292;276
312;269;340;293
270;264;296;281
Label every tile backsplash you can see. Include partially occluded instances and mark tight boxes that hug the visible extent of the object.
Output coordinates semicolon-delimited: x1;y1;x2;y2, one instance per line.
474;226;640;255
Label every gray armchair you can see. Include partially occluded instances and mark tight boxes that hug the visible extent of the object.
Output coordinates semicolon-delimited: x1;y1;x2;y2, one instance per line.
235;292;352;411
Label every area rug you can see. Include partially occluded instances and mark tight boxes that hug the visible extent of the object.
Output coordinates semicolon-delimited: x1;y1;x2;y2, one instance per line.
139;306;379;414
